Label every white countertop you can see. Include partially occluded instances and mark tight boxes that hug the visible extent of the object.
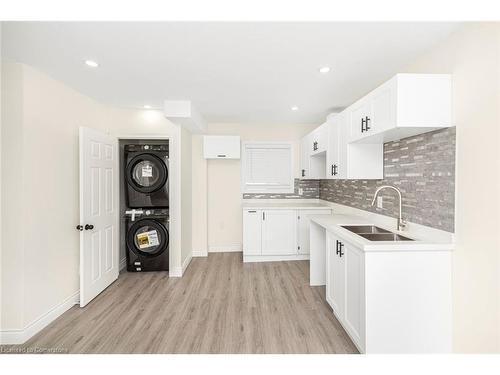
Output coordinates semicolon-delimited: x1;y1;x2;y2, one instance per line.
242;202;332;210
310;213;454;252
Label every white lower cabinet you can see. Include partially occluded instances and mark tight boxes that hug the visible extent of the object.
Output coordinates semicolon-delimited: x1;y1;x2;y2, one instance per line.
326;233;365;352
298;210;331;255
243;208;331;262
242;209;262;255
326;233;345;320
325;231;452;353
343;241;365;348
261;210;297;255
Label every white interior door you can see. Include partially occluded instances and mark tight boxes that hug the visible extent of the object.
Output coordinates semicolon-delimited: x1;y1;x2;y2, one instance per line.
79;127;119;307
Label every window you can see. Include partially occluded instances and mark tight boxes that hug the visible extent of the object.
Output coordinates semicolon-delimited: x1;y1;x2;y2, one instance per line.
241;142;294;193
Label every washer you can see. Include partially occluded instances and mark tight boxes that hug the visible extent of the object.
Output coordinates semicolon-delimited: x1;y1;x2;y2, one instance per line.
126;209;169;272
124;143;169;208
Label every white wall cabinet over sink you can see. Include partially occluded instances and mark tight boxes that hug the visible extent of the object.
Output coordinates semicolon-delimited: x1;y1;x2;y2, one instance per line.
300;73;451;180
348;73;452;144
243;208;331;262
325;231;452;354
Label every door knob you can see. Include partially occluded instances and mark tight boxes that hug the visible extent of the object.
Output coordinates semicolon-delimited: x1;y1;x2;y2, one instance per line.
76;225;84;231
85;224;94;230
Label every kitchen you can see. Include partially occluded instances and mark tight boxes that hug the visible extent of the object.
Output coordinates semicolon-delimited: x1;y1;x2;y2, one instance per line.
0;15;499;371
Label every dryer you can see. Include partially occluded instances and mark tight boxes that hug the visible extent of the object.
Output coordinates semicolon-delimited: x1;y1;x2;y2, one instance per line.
126;209;169;272
124;143;169;208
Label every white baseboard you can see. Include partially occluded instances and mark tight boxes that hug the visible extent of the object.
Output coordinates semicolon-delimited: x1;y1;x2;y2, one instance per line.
0;291;79;345
169;253;193;278
119;257;127;271
243;254;310;263
208;244;242;253
192;249;208;257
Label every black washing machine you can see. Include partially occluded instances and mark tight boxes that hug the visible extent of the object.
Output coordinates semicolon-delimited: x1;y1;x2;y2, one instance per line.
124;144;169;208
126;209;169;272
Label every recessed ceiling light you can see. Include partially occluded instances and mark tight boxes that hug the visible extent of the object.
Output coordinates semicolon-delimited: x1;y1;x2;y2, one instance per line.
143;105;152;109
85;60;99;68
291;106;299;111
319;66;331;74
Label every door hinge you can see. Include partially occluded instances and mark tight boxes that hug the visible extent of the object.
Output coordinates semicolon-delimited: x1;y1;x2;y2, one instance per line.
298;246;300;250
298;215;300;220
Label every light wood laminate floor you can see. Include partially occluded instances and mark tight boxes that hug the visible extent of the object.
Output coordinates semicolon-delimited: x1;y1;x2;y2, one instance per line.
6;253;358;354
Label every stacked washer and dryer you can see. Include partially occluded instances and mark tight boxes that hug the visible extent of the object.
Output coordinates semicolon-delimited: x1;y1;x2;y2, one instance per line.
122;142;170;272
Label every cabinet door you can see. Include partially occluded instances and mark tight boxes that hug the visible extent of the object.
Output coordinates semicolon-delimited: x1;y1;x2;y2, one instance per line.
243;209;262;255
300;135;310;178
337;113;348;179
203;135;241;159
326;233;335;307
298;209;331;254
326;119;340;180
310;123;328;154
370;80;395;135
349;99;371;141
261;210;297;255
344;241;365;350
328;234;346;319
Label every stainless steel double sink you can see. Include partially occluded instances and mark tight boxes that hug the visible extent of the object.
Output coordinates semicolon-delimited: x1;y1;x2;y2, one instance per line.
341;225;414;242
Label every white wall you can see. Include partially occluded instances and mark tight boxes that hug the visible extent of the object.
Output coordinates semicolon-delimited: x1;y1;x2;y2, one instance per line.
197;123;316;252
180;126;193;267
1;62;31;332
191;134;208;256
0;62;190;341
0;21;3;336
404;23;500;353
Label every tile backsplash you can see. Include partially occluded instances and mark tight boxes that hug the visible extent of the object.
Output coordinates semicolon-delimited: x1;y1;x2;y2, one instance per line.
242;127;455;232
242;179;319;199
320;127;456;232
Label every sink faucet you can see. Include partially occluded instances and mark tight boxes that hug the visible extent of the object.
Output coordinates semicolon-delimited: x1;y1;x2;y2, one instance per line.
371;185;407;231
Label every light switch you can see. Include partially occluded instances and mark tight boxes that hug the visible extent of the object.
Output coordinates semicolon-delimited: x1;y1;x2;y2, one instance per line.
298;188;304;195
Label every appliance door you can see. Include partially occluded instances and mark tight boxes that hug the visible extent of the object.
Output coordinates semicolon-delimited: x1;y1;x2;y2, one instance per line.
127;219;169;257
126;153;168;194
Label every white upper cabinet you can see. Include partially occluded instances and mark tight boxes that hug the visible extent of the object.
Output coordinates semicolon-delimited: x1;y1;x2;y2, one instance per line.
301;73;450;180
300;134;311;179
310;122;329;155
203;135;241;159
348;74;452;143
326;113;383;180
326;115;342;179
303;123;329;179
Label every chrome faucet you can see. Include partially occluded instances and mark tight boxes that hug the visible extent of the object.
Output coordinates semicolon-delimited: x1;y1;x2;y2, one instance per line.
371;185;407;231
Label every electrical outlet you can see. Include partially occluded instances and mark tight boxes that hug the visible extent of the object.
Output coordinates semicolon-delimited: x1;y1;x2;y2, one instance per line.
298;188;304;195
377;196;383;208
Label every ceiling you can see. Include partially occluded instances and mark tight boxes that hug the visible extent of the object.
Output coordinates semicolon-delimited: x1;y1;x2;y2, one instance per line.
2;22;461;124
